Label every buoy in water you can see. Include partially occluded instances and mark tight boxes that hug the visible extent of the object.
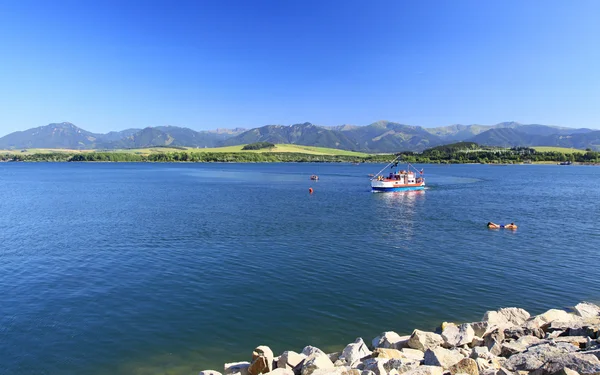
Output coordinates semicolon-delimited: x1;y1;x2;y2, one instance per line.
309;188;314;194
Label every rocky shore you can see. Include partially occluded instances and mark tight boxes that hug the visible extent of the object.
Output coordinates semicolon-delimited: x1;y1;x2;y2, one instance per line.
200;302;600;375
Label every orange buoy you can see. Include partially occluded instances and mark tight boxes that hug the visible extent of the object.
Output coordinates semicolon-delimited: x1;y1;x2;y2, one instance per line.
309;188;314;194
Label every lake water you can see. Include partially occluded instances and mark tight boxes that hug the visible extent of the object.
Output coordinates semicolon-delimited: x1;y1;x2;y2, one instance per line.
1;163;599;375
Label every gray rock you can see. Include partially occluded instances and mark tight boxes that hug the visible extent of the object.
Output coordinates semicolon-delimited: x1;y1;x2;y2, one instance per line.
225;362;251;375
553;368;581;375
423;347;464;369
530;353;600;375
373;332;411;350
360;358;388;375
443;324;476;348
483;308;531;327
200;371;223;375
474;358;491;372
449;358;480;375
484;328;505;356
384;358;420;374
408;330;444;352
504;326;545;340
301;354;334;375
504;342;579;372
277;351;306;373
401;365;444;375
470;347;491;360
573;303;600;319
525;310;579;330
311;367;360;375
340;338;372;367
328;352;341;364
470;337;485;348
471;323;490;338
501;336;543;357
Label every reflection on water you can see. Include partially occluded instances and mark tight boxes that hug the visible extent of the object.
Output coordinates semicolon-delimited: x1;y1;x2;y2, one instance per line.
374;190;425;240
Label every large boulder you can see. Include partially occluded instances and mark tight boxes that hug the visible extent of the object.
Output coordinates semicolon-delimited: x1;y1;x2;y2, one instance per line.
401;365;444;375
503;342;579;372
340;338;372;367
249;346;275;375
408;330;444;352
401;348;425;362
573;303;600;319
423;347;464;369
503;326;545;340
525;310;579;330
483;308;531;327
301;354;334;375
471;322;490;338
384;359;420;374
484;328;505;356
449;358;480;375
360;358;388;375
372;348;405;360
470;347;492;360
277;351;307;373
302;346;327;358
443;323;476;348
373;332;411;350
225;362;251;375
530;353;600;375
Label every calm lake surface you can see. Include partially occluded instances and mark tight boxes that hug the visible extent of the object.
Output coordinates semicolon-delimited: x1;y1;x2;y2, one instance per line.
1;163;599;375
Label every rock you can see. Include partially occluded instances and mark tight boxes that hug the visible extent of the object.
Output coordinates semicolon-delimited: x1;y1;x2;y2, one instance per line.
373;332;411;350
504;342;579;372
504;326;545;340
526;310;579;330
443;324;476;348
328;352;341;363
409;330;444;352
301;354;334;375
277;351;306;373
484;328;505;356
490;358;507;370
360;358;388;375
474;358;491;372
497;368;516;375
449;358;480;375
530;353;600;375
264;369;295;375
225;362;251;375
401;348;426;362
483;308;531;327
372;348;405;359
340;338;372;366
401;365;444;375
423;347;464;369
471;337;485;348
302;346;327;358
470;347;491;360
200;371;223;375
552;368;580;375
249;346;275;375
311;367;360;375
552;336;590;348
573;303;600;319
501;336;543;357
471;323;490;338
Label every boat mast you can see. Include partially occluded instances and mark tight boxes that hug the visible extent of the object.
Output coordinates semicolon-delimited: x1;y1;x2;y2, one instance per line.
371;155;402;180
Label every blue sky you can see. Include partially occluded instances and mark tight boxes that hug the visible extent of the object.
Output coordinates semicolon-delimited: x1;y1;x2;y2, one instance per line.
0;0;599;134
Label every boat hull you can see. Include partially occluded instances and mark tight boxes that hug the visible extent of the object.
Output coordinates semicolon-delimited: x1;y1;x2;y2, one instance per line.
372;186;425;192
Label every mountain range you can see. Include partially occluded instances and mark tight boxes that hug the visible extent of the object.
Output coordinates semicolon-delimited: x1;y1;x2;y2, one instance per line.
0;121;598;152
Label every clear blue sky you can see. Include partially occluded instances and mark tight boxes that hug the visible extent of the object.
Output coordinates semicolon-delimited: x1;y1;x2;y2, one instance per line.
1;0;599;134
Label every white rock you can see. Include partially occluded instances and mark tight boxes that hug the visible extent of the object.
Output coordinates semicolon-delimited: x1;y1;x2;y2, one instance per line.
311;366;359;375
408;330;444;352
200;371;223;375
277;351;306;371
373;332;410;349
573;302;600;319
340;338;372;366
423;347;464;369
361;358;388;375
443;324;476;348
264;369;295;375
302;346;327;358
401;348;425;362
225;362;251;375
470;347;491;360
525;309;579;329
482;308;530;327
301;354;334;375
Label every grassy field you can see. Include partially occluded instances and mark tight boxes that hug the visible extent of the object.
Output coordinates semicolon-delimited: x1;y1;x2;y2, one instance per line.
1;144;371;157
533;146;588;153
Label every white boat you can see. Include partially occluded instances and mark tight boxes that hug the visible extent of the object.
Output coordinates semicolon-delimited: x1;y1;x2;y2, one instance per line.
370;157;425;192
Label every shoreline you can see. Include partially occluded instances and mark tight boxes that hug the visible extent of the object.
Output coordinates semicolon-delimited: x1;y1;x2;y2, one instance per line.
204;302;600;375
